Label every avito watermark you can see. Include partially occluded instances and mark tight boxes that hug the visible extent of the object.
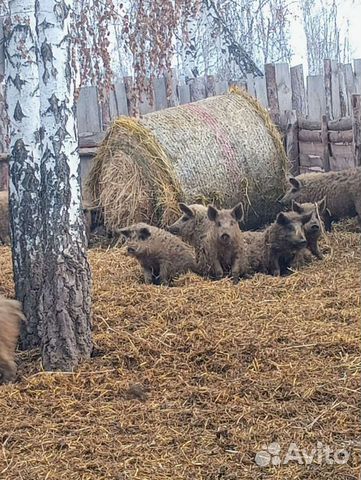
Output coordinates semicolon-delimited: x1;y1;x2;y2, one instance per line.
255;441;350;467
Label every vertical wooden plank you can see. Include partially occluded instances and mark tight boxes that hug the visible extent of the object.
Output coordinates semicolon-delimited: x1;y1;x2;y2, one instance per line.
124;76;138;116
165;69;179;108
77;86;102;134
0;161;8;191
205;75;216;97
343;63;355;113
254;76;268;108
338;64;348;117
153;76;168;111
0;82;7;153
285;110;299;175
275;63;292;119
354;59;361;94
0;18;4;80
290;64;306;116
265;64;280;124
324;59;332;119
139;91;155;116
331;60;341;119
352;94;361;166
229;79;247;91
177;84;191;104
100;99;111;130
108;87;119;120
214;80;228;95
189;76;206;102
246;73;255;97
307;75;326;121
321;114;330;171
114;80;129;116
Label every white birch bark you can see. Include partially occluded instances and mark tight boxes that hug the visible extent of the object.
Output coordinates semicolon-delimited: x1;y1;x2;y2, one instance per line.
36;0;92;370
5;0;43;348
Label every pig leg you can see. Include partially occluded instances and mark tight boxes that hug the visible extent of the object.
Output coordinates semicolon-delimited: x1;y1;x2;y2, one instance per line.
210;258;224;280
268;256;281;276
231;256;247;283
159;263;171;286
0;355;17;384
354;197;361;225
142;268;154;285
308;238;323;259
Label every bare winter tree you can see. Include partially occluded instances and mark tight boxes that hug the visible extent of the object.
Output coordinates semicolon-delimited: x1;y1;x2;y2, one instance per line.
174;0;293;82
301;0;351;74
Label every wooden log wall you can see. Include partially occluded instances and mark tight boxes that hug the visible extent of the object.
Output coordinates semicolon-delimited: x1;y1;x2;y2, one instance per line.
293;94;361;174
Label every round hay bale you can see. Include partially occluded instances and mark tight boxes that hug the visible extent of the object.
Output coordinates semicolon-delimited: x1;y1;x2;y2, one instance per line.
86;88;288;230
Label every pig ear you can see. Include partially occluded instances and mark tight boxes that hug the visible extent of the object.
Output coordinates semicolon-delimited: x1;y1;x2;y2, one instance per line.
317;196;327;214
289;177;301;190
301;212;313;225
207;205;219;222
292;200;303;214
139;227;151;240
231;202;244;222
179;203;194;217
276;212;290;226
119;228;132;238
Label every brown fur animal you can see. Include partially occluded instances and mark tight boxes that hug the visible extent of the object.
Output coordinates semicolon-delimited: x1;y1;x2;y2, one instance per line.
292;198;327;259
243;211;312;276
279;167;361;228
120;223;196;286
0;191;10;244
0;298;25;384
201;203;247;282
167;203;209;252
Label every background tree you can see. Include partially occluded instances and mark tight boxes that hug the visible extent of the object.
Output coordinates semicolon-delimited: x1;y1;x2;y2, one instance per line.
300;0;352;74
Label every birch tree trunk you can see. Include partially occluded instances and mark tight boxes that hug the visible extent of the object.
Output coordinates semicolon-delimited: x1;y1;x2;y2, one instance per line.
36;0;92;370
5;0;44;349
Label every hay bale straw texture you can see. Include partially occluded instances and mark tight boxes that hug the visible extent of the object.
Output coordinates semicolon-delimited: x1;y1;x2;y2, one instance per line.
87;88;288;230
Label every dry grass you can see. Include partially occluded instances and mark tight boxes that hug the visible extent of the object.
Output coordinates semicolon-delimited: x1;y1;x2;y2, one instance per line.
0;224;360;479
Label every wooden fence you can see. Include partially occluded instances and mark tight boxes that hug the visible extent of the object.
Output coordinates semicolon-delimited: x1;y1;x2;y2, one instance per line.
0;58;360;187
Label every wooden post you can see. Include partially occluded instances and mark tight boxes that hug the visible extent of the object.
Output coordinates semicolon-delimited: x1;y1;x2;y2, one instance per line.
246;73;255;97
321;114;331;171
290;64;306;116
324;59;332;119
285;110;299;175
205;75;216;97
153;76;168;111
354;59;361;94
339;64;348;117
265;63;280;124
165;69;179;108
351;94;361;166
189;76;206;102
124;76;138;117
275;63;292;128
330;61;341;118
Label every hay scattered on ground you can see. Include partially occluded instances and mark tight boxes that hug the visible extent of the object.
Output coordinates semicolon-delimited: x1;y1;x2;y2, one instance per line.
0;225;360;479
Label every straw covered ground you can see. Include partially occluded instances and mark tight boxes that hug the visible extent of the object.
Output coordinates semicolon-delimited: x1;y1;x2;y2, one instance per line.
0;224;360;479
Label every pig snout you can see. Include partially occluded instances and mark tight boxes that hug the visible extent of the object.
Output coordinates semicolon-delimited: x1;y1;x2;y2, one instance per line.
220;232;230;243
296;238;307;248
309;223;320;232
167;225;179;234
